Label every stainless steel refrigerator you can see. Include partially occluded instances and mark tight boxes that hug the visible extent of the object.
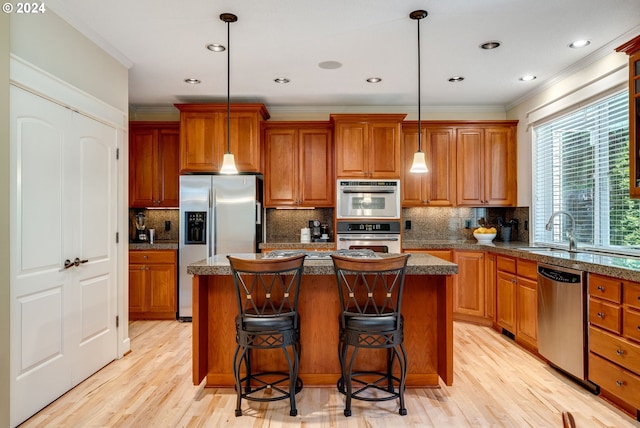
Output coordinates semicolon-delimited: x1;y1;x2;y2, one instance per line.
178;175;263;320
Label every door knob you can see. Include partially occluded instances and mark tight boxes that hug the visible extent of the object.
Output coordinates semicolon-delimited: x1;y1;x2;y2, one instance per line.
74;257;88;267
63;259;74;270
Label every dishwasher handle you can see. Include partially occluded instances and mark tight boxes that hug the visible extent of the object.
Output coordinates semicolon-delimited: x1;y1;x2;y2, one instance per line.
538;265;582;283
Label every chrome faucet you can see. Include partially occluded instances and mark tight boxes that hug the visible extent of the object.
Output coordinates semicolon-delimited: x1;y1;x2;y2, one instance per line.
545;211;577;252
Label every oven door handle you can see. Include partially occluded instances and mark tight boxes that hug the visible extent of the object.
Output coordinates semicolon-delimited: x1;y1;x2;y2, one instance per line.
338;237;400;241
341;189;395;194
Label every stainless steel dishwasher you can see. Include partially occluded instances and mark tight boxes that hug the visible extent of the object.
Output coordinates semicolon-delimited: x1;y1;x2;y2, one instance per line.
537;263;589;384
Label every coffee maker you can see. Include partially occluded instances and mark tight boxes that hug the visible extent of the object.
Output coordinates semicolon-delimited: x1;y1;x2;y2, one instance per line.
134;212;148;242
309;219;331;242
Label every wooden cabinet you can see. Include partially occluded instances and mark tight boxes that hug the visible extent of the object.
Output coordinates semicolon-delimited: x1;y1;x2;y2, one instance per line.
452;251;488;324
495;255;538;347
331;114;406;178
496;256;517;333
485;252;497;322
615;36;640;198
456;123;517;206
401;124;456;206
588;272;640;415
129;250;177;320
263;122;333;207
175;104;269;173
516;259;538;348
129;122;179;208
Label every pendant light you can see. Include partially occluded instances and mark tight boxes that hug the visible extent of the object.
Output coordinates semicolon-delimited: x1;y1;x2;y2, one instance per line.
219;12;239;174
409;10;429;174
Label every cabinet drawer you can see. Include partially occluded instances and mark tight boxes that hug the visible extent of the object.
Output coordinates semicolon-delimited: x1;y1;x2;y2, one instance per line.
589;274;622;304
130;250;176;264
589;298;622;334
590;326;640;374
624;309;640;343
497;256;516;274
624;282;640;310
589;352;640;409
516;259;537;280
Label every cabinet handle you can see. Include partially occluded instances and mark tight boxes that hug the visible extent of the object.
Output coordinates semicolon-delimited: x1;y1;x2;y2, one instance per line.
616;349;625;356
616;380;624;387
597;312;605;318
597;285;605;292
637;325;640;331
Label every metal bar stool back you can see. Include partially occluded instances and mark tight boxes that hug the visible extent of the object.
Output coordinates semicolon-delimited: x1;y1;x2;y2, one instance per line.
227;254;306;417
330;253;411;417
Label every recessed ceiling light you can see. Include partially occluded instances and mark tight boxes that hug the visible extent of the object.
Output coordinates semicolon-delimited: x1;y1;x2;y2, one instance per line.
367;77;382;83
318;61;342;70
480;41;501;50
184;78;201;84
206;43;225;52
448;76;464;82
519;75;536;81
274;77;290;84
569;39;591;49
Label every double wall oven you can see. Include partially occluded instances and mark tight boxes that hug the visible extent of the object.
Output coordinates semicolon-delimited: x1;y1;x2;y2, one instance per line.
336;179;401;253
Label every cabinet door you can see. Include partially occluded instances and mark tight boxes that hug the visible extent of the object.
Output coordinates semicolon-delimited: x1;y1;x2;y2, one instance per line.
147;263;177;316
484;127;516;206
129;128;155;207
227;111;261;173
156;127;180;207
453;251;485;318
335;121;368;177
128;264;146;315
180;111;222;172
496;270;517;333
369;122;401;178
456;128;484;205
424;127;456;206
517;276;538;347
264;128;298;206
485;253;497;321
299;128;334;206
401;127;427;205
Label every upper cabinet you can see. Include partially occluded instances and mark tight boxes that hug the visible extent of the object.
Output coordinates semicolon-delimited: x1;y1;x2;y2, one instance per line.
331;114;406;178
263;122;334;207
129;122;180;208
616;36;640;198
175;103;269;174
456;123;518;207
401;124;456;206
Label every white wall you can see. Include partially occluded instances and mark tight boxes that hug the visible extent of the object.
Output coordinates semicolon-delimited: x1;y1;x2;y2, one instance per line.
506;52;629;208
1;11;11;428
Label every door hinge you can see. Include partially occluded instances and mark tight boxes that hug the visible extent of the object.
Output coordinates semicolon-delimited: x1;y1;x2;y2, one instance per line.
116;148;120;160
116;315;119;328
116;232;119;243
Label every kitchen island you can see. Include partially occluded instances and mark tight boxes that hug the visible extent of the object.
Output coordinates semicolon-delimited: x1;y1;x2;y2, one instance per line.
188;253;458;388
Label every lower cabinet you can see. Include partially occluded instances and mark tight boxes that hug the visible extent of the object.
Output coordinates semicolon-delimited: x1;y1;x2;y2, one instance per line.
129;249;177;320
588;273;640;415
496;255;538;349
452;251;487;322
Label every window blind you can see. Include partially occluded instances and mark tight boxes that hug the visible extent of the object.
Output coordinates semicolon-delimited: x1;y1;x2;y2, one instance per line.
533;91;640;252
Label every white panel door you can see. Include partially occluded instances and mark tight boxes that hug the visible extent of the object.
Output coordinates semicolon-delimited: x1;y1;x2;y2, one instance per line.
10;86;118;426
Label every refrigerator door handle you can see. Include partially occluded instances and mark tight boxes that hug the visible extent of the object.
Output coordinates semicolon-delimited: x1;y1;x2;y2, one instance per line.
207;187;214;264
256;201;262;225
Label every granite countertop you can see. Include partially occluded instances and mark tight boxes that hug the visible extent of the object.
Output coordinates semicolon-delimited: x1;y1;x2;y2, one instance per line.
260;242;335;250
187;252;457;276
403;240;640;282
129;241;178;250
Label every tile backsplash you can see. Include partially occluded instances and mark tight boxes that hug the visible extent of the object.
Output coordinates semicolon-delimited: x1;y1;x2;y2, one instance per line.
129;209;179;242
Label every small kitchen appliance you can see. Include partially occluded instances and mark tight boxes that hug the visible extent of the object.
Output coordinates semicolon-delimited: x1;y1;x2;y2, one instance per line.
134;212;148;242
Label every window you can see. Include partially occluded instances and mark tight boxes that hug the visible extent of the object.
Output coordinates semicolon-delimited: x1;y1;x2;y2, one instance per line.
533;91;640;253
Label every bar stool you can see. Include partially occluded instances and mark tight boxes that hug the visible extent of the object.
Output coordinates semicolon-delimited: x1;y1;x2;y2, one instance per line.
227;254;306;417
330;253;411;417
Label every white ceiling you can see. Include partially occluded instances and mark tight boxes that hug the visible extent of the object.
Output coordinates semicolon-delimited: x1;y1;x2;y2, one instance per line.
48;0;640;111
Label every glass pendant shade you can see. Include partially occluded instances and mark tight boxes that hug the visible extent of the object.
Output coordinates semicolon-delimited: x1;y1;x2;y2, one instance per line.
409;151;428;173
220;153;238;174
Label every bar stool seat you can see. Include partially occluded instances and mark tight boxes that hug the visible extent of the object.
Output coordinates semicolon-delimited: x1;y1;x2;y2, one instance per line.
227;254;306;417
330;253;411;417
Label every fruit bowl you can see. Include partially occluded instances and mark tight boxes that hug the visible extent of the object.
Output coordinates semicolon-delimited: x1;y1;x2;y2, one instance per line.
474;232;496;243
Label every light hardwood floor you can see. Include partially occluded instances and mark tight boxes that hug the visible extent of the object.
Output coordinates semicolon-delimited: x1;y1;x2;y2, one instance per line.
21;321;640;427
